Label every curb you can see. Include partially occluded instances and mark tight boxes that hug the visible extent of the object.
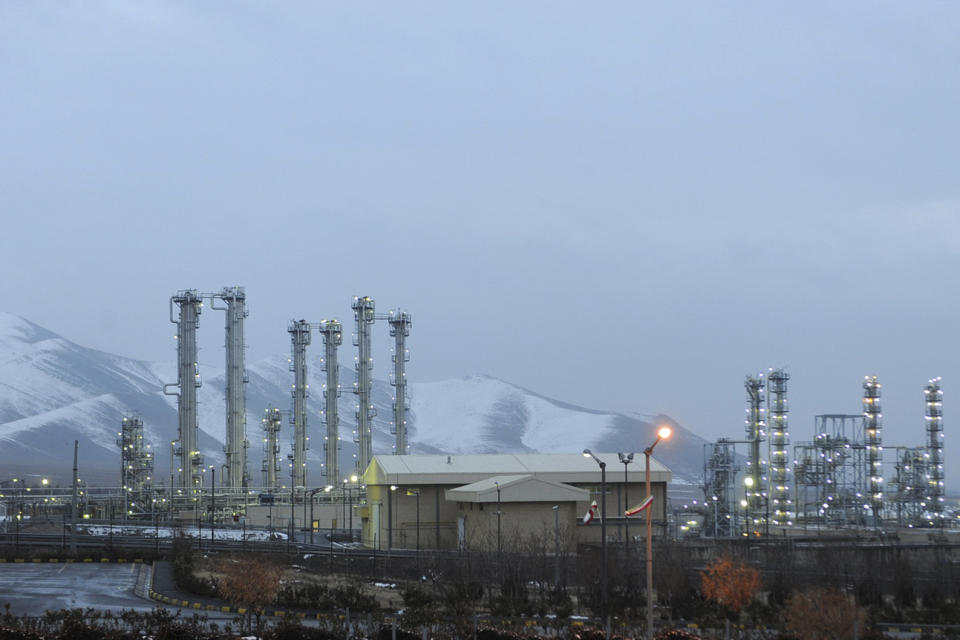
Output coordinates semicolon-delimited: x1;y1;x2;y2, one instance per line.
0;557;145;564
145;579;361;622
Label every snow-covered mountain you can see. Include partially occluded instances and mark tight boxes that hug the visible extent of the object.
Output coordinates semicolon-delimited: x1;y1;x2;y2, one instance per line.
0;313;707;485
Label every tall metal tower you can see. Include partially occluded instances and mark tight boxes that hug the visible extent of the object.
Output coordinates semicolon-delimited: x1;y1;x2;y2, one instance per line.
352;296;377;476
288;320;311;489
212;286;249;491
925;377;945;523
319;320;342;485
261;408;282;491
703;439;739;537
117;416;153;514
388;309;412;455
744;374;766;530
164;290;204;493
767;369;791;525
863;375;883;525
893;446;929;526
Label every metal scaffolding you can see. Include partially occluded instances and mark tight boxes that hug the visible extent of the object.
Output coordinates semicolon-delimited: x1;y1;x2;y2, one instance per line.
261;407;282;491
767;368;791;525
863;375;883;525
388;309;412;455
702;439;740;537
793;414;870;528
212;286;249;491
892;446;930;527
352;296;376;476
319;320;343;485
164;289;204;494
117;416;153;514
288;319;312;489
744;374;767;529
925;377;945;523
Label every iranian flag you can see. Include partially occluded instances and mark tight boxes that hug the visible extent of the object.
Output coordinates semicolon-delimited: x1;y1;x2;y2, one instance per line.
625;495;654;517
582;500;598;524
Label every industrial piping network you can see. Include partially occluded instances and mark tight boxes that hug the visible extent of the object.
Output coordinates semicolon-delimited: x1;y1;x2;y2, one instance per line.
117;416;153;515
743;373;766;531
159;288;411;505
211;287;250;492
288;319;312;490
925;377;945;522
863;375;883;525
388;309;412;457
350;296;413;477
163;290;204;494
164;288;252;494
261;407;283;491
701;372;946;536
280;296;411;491
319;320;343;485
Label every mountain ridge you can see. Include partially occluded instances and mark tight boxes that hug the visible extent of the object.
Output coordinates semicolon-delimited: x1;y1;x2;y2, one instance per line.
0;312;707;486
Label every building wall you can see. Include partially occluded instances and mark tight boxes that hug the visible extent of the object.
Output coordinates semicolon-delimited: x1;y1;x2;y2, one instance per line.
361;480;668;551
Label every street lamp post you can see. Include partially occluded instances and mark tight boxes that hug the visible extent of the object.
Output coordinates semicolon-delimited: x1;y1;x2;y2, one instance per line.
644;426;672;640
494;481;502;557
209;465;215;546
618;452;634;553
308;488;324;545
287;455;295;552
583;450;607;625
552;504;560;587
406;489;421;554
388;485;397;550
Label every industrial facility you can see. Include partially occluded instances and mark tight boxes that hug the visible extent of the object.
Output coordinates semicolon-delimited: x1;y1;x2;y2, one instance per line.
26;284;947;548
700;371;948;537
133;289;418;536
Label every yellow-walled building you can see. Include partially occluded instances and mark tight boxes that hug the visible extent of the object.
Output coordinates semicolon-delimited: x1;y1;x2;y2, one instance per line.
358;453;671;552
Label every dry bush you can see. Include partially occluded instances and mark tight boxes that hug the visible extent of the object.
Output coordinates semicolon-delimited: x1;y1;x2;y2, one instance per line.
784;586;866;640
217;555;283;638
700;556;759;617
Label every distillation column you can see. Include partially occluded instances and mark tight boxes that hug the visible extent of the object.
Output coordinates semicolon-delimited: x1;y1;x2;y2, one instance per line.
744;374;766;531
117;416;153;513
388;309;412;455
165;290;204;493
261;408;282;491
352;296;377;476
925;377;945;523
863;375;883;525
767;369;791;525
289;320;312;489
320;320;342;484
213;287;249;491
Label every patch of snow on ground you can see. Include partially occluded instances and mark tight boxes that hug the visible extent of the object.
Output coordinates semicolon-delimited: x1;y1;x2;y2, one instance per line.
409;377;504;453
520;394;616;453
77;524;287;541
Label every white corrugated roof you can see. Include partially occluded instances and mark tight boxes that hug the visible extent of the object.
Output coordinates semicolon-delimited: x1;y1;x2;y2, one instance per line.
445;474;591;504
364;452;670;486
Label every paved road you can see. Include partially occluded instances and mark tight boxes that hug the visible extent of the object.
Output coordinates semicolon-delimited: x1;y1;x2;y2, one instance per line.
0;563;152;615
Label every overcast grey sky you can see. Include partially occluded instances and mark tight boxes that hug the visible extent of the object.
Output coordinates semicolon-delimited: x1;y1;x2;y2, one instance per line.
2;2;959;456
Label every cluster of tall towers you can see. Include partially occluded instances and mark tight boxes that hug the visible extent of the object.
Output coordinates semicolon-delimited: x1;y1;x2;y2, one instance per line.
704;370;946;536
163;287;249;494
163;288;411;495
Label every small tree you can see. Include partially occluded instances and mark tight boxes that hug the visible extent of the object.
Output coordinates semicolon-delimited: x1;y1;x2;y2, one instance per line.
700;556;760;619
785;587;866;640
217;556;282;639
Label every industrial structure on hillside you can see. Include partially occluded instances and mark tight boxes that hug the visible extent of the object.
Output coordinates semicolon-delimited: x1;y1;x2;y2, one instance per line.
98;287;955;541
701;371;948;537
155;289;411;510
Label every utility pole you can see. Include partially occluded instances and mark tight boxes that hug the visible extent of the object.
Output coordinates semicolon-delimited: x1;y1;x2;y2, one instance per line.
70;440;78;555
